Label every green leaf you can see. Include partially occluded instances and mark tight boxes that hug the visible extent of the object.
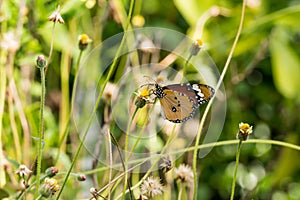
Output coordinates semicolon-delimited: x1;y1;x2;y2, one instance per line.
0;188;9;199
173;0;211;26
270;27;300;99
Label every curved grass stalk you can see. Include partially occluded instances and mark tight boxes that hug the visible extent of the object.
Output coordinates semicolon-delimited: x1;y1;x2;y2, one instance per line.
56;0;135;198
191;0;247;199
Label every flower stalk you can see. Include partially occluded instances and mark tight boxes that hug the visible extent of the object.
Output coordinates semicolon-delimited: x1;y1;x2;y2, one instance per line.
35;55;47;198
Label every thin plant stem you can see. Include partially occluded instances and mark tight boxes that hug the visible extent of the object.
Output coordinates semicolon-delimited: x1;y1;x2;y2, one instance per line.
85;138;300;176
55;49;83;164
115;123;178;200
107;130;113;200
35;66;46;198
192;0;247;199
110;131;133;200
8;90;22;162
178;183;183;200
123;106;138;198
56;0;135;195
0;50;7;188
230;140;242;200
182;54;192;77
44;22;56;76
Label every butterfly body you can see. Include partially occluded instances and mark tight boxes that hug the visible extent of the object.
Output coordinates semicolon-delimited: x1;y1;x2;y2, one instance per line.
152;83;214;123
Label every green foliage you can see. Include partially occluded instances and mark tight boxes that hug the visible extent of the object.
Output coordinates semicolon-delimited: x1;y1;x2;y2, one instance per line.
1;0;300;199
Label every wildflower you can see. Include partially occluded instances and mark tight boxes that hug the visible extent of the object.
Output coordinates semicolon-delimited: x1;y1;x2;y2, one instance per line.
135;88;151;108
90;187;97;193
39;178;60;198
174;164;194;185
78;34;92;51
36;55;47;68
132;14;145;27
159;156;172;173
140;176;164;199
77;174;87;182
0;31;19;53
89;187;100;199
237;122;253;141
189;39;203;56
48;6;64;23
15;164;32;177
45;166;58;177
103;82;118;103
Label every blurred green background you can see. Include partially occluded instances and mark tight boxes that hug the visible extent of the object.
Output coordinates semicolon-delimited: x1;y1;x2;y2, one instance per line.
1;0;300;199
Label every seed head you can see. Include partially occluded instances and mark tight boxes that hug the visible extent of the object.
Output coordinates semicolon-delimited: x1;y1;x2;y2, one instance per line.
140;176;164;199
15;164;32;177
48;7;64;23
174;164;194;185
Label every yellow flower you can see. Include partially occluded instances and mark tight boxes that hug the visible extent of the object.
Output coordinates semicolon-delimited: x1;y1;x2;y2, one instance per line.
237;122;253;141
189;38;203;56
78;34;93;50
39;178;60;198
132;14;145;27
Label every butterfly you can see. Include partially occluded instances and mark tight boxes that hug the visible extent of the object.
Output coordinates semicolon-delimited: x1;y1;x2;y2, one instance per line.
141;83;215;123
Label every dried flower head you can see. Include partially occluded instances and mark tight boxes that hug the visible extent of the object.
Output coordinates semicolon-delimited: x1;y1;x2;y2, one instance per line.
140;176;164;199
15;164;32;177
237;122;253;141
89;187;97;194
103;82;118;103
159;156;172;173
39;178;60;198
78;34;92;50
45;166;58;177
189;39;203;56
48;6;64;23
174;164;194;184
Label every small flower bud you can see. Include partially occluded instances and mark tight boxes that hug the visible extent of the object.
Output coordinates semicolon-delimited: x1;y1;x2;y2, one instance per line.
237;122;253;141
77;174;86;182
189;39;203;56
135;96;147;108
78;34;92;51
48;7;64;24
36;55;47;68
45;166;58;177
15;164;32;177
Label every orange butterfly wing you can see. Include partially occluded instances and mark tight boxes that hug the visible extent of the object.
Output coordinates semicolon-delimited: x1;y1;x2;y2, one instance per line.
155;84;214;123
158;89;195;123
165;84;214;107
